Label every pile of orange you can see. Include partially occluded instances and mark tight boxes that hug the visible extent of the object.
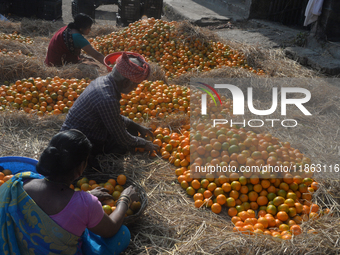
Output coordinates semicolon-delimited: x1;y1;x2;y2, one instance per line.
0;169;14;186
136;86;327;239
0;49;33;57
90;18;264;78
158;121;326;239
120;80;190;122
0;32;33;44
71;174;141;216
0;76;90;115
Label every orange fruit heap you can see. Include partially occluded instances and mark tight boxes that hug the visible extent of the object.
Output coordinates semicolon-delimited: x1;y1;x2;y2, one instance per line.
0;32;33;44
127;84;327;239
90;18;264;78
120;80;190;122
0;169;13;186
167;120;327;238
0;76;90;115
0;49;33;57
72;175;140;216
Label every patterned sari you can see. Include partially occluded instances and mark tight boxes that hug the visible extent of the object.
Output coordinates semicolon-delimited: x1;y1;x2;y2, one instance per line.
0;172;130;255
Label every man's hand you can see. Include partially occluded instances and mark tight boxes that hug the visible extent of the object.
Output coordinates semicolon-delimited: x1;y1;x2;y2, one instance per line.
131;122;154;139
139;125;154;139
88;187;114;201
144;140;160;153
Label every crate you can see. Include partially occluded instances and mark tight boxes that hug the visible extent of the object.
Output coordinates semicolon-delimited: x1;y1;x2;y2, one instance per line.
10;0;38;17
37;0;62;20
118;0;141;24
0;0;10;15
71;0;95;19
143;0;162;19
267;0;309;26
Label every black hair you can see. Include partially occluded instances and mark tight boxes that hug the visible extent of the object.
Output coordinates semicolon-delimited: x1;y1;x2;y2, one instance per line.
36;129;92;178
68;13;93;32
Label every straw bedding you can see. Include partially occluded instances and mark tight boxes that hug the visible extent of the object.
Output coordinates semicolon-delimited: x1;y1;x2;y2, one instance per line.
1;19;340;254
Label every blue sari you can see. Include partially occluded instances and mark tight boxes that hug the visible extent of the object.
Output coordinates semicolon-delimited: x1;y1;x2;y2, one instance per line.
0;172;130;255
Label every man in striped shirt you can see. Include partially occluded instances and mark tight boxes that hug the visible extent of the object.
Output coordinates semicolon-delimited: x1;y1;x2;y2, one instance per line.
61;52;159;166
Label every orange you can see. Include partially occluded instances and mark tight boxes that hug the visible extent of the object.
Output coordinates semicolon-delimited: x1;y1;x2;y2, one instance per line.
0;172;4;180
117;175;127;185
194;199;204;208
2;169;12;176
290;225;302;235
230;181;241;191
191;179;201;190
193;193;204;201
112;191;121;200
257;217;268;228
186;187;195;196
243;225;254;235
256;196;268;206
254;223;264;231
310;204;319;212
81;183;91;191
266;205;277;215
228;207;238;217
273;196;285;207
88;179;97;186
107;179;116;187
216;194;227;205
130;201;141;212
104;183;114;194
211;203;222;214
277;211;289;222
115;185;124;193
222;183;231;193
3;175;13;182
203;190;213;199
226;197;236;207
103;205;113;215
204;198;213;208
102;199;115;207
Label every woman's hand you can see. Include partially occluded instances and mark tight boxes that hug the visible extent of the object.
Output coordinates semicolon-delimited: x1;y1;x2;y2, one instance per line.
88;187;114;201
120;185;140;205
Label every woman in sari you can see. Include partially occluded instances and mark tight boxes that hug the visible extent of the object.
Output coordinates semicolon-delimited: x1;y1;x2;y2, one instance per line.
0;129;139;254
45;13;105;66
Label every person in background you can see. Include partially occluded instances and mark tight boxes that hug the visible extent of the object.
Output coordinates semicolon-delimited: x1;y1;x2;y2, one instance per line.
0;129;139;254
45;13;105;66
61;52;159;169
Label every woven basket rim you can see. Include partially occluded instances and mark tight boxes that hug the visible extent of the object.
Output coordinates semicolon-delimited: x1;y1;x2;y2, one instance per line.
75;172;148;225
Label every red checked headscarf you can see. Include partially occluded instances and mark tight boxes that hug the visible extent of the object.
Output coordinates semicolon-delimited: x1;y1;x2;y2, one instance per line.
115;52;150;83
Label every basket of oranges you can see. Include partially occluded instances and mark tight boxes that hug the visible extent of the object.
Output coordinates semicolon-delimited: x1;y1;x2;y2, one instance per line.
73;172;148;225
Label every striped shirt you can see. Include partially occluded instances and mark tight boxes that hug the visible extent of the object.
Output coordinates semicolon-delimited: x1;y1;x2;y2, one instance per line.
61;73;147;149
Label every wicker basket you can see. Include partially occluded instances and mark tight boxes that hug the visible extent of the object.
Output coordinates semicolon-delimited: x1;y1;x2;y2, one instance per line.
74;172;148;225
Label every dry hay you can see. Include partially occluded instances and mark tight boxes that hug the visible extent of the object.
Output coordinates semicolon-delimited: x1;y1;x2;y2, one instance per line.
88;23;121;38
0;20;21;34
147;62;169;84
0;54;101;83
175;20;221;45
0;39;35;55
0;110;64;159
19;18;64;37
225;40;319;78
172;66;257;86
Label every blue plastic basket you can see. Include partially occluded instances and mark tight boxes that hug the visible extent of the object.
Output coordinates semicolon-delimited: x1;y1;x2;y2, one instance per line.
0;156;38;175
